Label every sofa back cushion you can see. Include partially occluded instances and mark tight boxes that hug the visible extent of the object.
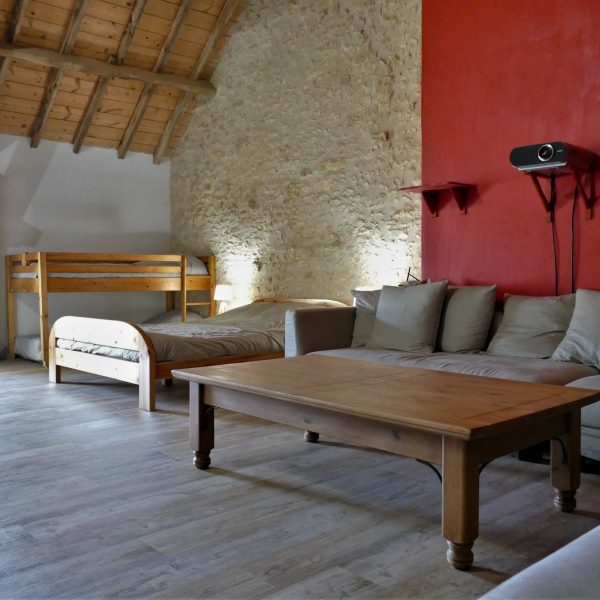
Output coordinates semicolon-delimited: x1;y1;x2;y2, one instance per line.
350;288;381;347
487;293;575;358
553;289;600;369
437;285;497;352
367;281;448;353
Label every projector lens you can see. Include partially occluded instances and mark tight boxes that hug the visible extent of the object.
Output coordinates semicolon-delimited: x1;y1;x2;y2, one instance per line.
538;144;554;162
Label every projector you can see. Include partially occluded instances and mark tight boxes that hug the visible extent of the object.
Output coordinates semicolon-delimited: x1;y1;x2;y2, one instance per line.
509;141;595;174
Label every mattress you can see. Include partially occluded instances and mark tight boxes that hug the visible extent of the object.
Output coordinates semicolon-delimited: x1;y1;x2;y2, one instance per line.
53;301;328;363
56;323;283;363
12;255;209;278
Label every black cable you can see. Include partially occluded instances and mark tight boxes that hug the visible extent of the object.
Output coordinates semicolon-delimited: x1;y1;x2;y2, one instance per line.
571;184;578;293
550;173;558;296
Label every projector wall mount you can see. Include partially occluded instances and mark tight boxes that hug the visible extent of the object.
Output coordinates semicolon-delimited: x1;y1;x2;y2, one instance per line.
510;142;596;221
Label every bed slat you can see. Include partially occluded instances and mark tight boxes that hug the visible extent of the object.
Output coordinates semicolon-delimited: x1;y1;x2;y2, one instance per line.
55;348;140;384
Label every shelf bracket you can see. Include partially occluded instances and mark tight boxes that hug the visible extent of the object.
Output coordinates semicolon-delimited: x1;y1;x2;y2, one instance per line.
400;182;475;217
528;166;595;222
422;190;439;217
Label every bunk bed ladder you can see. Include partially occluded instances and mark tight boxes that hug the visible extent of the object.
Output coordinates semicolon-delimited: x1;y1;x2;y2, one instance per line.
180;255;217;319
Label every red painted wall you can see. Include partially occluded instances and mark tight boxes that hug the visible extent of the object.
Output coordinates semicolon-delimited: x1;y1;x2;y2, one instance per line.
421;0;600;296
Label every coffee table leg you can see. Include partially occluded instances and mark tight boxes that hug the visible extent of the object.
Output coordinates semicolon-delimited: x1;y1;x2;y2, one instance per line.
442;437;479;570
189;382;214;470
551;410;581;512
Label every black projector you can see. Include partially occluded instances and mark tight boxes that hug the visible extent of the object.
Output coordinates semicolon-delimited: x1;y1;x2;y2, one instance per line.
509;141;595;174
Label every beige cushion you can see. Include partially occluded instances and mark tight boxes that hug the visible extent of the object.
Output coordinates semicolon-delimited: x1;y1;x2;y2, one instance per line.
487;294;575;358
553;289;600;369
350;289;381;347
367;281;448;353
437;285;496;352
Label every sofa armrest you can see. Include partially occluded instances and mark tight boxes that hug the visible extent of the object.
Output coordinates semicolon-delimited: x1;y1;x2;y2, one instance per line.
285;307;356;357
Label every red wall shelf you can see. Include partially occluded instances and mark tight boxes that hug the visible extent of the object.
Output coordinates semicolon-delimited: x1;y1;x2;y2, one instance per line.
400;182;475;217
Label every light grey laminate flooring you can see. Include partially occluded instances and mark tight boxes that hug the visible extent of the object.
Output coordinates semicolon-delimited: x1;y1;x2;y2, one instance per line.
1;359;600;600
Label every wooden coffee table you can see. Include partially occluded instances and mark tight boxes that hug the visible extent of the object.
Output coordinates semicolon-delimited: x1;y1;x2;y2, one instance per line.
173;355;600;569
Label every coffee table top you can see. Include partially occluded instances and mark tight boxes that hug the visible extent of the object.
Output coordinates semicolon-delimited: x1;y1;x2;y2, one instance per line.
173;355;600;440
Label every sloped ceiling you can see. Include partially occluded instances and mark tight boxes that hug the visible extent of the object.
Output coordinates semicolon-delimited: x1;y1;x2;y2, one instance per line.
0;0;244;163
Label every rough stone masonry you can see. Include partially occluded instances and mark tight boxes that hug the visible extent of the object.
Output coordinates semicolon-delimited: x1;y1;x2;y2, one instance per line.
171;0;421;306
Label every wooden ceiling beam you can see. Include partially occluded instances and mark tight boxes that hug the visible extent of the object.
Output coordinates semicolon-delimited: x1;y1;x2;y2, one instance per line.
153;0;241;164
0;0;30;90
30;0;91;148
72;0;148;154
0;44;217;95
117;0;194;160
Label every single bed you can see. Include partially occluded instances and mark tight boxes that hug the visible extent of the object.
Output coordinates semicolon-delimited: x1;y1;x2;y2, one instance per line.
48;298;347;411
6;252;216;366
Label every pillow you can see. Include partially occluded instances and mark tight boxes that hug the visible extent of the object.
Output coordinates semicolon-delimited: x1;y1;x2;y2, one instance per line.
186;255;209;275
367;281;448;353
437;285;497;352
350;288;381;347
486;293;575;358
552;289;600;369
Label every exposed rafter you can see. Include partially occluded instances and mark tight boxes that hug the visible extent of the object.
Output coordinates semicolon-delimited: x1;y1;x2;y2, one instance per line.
72;0;148;153
153;0;241;164
30;0;91;148
117;0;194;160
0;0;29;89
0;44;216;94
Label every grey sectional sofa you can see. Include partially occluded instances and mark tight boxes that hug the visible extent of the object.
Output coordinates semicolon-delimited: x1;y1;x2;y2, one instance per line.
285;285;600;459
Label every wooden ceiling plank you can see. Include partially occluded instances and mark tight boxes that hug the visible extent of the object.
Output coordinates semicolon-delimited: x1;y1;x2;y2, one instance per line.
153;0;240;164
0;0;29;91
30;0;91;147
0;44;217;93
73;0;147;153
117;0;193;159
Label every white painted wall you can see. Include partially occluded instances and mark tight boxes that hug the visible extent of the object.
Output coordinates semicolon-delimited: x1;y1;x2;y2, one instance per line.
0;134;171;358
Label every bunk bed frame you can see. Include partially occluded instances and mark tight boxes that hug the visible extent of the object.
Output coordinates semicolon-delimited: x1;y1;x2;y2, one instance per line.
5;252;216;366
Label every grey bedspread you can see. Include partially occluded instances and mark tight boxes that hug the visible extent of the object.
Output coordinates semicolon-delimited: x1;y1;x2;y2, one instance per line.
55;301;333;363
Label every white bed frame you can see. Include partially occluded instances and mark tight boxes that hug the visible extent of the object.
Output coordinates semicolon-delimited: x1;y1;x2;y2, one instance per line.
48;315;283;412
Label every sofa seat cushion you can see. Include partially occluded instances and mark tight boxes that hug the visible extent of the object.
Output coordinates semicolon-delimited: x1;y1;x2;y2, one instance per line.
312;348;598;385
478;525;600;600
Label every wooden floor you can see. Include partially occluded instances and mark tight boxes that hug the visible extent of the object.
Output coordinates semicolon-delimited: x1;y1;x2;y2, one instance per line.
2;359;600;600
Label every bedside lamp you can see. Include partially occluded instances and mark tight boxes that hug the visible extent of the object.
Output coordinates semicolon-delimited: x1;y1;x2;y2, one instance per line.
214;283;233;314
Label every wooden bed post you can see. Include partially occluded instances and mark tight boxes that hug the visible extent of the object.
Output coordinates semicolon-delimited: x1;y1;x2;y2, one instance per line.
37;252;49;366
48;323;61;383
166;291;175;312
5;255;16;358
137;328;156;411
138;350;156;411
209;255;216;317
180;255;188;321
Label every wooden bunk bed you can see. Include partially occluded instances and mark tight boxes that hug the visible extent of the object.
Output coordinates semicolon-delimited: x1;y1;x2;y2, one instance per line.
5;252;216;366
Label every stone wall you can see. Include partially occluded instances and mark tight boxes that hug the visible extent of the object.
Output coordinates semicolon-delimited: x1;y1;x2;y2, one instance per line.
171;0;421;305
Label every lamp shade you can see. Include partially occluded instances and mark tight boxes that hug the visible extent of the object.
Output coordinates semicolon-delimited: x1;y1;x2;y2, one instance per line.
214;284;233;302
